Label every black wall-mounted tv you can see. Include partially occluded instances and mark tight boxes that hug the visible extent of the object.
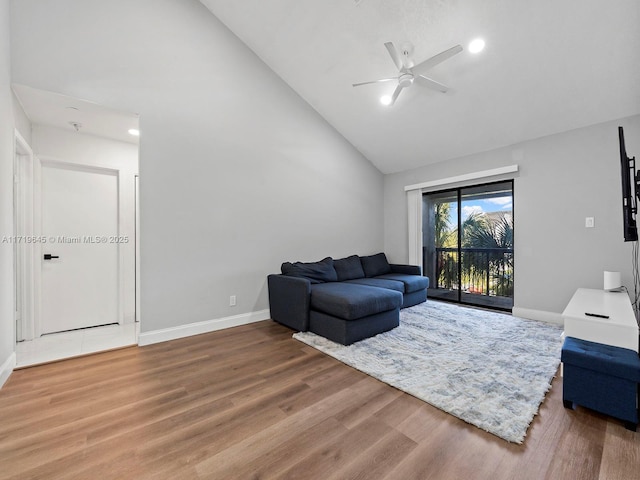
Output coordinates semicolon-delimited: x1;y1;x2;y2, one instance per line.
619;126;638;242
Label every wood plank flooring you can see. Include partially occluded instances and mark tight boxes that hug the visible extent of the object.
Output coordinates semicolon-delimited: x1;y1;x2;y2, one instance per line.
0;320;638;479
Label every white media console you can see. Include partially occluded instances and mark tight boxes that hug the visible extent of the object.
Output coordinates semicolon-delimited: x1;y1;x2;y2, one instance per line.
562;288;639;352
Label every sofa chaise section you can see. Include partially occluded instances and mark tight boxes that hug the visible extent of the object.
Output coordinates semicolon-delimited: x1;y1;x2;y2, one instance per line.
309;282;402;345
268;253;429;345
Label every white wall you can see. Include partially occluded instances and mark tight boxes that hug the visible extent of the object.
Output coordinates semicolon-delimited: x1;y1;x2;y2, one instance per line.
10;0;384;336
384;115;640;315
0;0;15;387
32;125;139;322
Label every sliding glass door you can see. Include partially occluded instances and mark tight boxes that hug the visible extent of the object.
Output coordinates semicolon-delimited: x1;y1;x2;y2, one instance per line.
423;181;514;311
423;189;460;303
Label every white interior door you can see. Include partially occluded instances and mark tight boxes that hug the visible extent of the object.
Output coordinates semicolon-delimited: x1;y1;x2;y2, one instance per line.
40;162;119;334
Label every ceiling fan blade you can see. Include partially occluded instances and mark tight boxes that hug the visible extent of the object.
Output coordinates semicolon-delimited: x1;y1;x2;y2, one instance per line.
412;45;463;75
352;77;397;87
390;84;404;105
384;42;404;71
416;75;450;93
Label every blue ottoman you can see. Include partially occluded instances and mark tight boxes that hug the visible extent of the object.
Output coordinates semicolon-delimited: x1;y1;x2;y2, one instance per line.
561;336;640;430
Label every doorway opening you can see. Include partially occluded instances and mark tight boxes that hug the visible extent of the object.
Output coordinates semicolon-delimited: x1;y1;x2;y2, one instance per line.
423;180;514;311
12;84;140;367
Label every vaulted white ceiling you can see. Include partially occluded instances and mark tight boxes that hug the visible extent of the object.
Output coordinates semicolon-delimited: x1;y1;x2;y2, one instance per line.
200;0;640;174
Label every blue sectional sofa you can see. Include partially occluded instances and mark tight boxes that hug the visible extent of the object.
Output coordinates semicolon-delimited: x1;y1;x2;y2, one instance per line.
268;253;429;345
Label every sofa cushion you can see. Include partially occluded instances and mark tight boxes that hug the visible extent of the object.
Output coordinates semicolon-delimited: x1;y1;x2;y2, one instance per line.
375;273;430;293
281;257;337;284
310;283;402;320
333;255;365;281
360;253;392;277
345;277;404;293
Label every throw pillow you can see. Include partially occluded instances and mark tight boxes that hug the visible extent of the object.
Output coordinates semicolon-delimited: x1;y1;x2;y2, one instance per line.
281;257;338;283
360;252;392;277
333;255;366;281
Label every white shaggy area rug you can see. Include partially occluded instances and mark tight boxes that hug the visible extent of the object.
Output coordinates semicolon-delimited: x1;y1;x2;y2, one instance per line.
293;301;563;444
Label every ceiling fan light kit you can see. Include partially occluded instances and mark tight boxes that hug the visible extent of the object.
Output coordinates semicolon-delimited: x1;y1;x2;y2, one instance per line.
398;73;414;88
353;41;464;106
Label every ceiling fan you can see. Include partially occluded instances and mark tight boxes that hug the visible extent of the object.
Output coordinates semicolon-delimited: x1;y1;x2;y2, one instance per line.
353;42;463;105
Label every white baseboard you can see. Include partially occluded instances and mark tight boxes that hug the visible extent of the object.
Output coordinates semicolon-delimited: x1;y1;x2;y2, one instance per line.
138;309;271;346
0;352;16;389
512;307;564;326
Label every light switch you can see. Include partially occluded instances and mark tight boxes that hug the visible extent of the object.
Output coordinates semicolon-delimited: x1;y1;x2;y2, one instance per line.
585;217;595;228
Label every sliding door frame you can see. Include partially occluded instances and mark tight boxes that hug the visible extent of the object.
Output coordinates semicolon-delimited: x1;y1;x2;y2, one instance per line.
422;179;515;311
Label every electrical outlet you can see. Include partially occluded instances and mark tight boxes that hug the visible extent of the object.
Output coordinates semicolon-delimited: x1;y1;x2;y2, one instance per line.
229;295;236;307
585;217;595;228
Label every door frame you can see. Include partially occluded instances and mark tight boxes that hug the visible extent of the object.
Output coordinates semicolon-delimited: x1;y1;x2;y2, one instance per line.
135;174;140;323
421;180;515;310
32;157;124;337
405;166;519;309
13;130;35;342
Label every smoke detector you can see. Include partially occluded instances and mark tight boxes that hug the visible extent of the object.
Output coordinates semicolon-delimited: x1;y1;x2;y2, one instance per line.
68;121;82;132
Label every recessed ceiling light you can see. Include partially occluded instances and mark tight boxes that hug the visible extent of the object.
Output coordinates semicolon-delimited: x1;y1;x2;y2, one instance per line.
380;95;392;106
128;129;140;136
469;38;485;54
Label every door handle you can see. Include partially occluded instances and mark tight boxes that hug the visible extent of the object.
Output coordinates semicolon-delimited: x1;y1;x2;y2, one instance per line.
43;254;60;260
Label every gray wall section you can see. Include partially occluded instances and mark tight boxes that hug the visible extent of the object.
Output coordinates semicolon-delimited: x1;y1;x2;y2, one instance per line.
0;0;14;378
10;0;384;332
385;114;640;314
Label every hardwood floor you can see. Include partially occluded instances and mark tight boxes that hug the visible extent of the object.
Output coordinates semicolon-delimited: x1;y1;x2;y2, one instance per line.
0;320;638;479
